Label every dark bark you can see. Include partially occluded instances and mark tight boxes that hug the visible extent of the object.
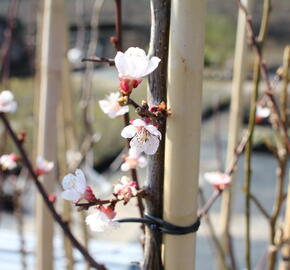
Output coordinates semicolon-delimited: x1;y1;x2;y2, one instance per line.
143;1;170;270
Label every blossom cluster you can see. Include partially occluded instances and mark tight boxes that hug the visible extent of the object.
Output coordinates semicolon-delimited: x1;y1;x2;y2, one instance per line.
60;47;162;232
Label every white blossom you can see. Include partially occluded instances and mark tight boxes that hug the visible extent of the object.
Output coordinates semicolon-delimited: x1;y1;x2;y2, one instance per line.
36;156;54;175
86;209;119;232
0;154;18;170
114;176;138;201
0;90;17;113
121;148;147;171
67;48;83;65
61;169;87;202
99;92;129;118
256;105;270;119
121;119;161;155
115;47;161;80
204;171;231;190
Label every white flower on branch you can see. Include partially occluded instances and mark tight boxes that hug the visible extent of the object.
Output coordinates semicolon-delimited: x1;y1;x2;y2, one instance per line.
86;206;119;232
204;171;231;191
114;176;138;202
256;105;271;123
67;47;83;65
121;148;147;171
115;47;161;94
99;92;129;118
0;90;17;113
121;119;161;155
35;156;54;176
61;169;90;202
0;153;19;170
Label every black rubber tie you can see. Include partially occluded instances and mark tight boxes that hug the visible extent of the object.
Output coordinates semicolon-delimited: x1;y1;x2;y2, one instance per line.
114;213;201;235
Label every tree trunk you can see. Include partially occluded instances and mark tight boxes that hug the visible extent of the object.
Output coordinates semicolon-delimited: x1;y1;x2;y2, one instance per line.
143;1;170;270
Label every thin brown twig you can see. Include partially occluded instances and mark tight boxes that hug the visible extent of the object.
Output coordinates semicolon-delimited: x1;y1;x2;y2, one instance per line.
247;191;271;220
0;113;106;270
198;130;250;218
198;189;222;217
127;98;166;124
236;0;290;153
75;189;146;209
112;0;145;223
81;56;115;66
0;0;20;86
198;188;229;270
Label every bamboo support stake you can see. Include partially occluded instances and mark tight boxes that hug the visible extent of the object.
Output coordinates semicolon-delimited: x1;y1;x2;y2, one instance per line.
243;1;270;269
280;46;290;123
163;1;206;269
59;59;75;270
36;0;66;269
219;1;250;267
277;46;290;270
279;174;290;270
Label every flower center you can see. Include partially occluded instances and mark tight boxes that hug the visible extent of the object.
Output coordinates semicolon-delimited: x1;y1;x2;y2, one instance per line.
136;127;149;142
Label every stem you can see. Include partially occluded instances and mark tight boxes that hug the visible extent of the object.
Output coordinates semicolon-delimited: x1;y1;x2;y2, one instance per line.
244;58;259;270
248;191;271;220
236;0;290;153
199;188;229;270
241;1;271;268
0;113;106;270
112;0;145;224
268;48;289;269
0;0;20;86
280;46;290;123
143;1;170;269
198;189;221;217
81;56;115;65
219;2;250;267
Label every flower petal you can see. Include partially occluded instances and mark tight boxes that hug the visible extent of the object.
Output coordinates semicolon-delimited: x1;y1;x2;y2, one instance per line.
120;162;130;171
130;137;145;155
62;173;75;190
114;51;128;77
144;135;160;155
115;105;129;117
61;190;81;201
145;125;162;139
142;56;161;77
138;156;147;168
99;100;110;114
121;125;136;138
132;119;145;127
75;169;87;194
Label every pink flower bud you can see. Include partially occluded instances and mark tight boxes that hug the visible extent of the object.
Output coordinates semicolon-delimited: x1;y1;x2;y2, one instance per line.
120;77;142;95
99;205;117;220
48;194;57;203
84;186;96;202
10;153;20;162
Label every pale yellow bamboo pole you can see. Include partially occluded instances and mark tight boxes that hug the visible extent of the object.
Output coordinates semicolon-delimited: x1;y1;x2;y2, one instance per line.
59;58;75;270
219;0;251;267
163;1;206;269
32;0;44;161
35;0;65;269
278;46;290;270
279;173;290;270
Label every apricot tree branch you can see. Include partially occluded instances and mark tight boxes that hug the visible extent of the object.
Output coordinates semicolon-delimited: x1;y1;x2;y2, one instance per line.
0;113;106;270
